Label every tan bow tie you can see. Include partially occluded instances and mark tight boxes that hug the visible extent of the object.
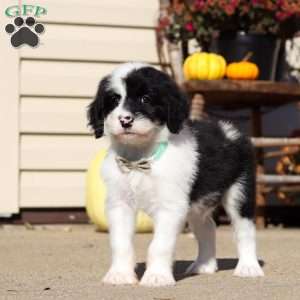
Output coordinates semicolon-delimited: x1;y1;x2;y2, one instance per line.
116;156;151;173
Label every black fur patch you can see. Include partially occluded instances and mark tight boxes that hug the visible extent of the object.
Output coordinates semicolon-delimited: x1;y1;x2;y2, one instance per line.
188;119;256;219
87;76;121;138
124;67;189;134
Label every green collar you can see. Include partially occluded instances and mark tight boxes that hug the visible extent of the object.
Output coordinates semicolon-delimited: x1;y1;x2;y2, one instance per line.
150;142;168;161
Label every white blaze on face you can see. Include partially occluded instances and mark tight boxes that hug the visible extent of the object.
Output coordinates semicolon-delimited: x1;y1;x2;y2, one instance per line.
109;62;149;99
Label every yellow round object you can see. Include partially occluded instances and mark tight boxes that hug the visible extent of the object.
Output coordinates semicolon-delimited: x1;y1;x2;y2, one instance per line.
226;61;259;80
86;149;153;233
183;52;227;80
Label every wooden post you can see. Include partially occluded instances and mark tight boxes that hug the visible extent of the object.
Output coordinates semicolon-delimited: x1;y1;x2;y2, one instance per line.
251;107;266;228
0;3;20;216
168;42;184;84
251;107;263;163
190;93;205;120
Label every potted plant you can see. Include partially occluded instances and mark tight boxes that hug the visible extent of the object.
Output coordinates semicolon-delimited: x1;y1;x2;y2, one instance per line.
158;0;300;80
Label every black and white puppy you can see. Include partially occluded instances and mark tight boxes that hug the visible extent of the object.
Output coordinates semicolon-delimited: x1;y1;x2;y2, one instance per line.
88;62;264;287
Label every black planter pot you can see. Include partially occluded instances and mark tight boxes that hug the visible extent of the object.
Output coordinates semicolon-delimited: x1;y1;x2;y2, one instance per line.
210;32;284;81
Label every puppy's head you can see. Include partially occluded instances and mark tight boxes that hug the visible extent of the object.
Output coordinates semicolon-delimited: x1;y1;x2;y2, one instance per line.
87;63;189;145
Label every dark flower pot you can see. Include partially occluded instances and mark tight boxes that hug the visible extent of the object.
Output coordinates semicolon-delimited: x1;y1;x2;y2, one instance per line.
210;31;284;81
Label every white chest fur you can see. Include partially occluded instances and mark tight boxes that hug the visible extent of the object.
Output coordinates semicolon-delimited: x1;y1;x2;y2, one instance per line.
101;127;198;217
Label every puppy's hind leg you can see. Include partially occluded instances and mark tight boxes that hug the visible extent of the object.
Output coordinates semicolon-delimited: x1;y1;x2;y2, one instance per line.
223;177;264;277
185;206;218;275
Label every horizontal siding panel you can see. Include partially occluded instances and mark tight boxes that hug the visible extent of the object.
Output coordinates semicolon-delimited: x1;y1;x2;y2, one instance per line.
21;61;116;97
21;61;159;97
21;25;159;63
20;98;92;134
41;0;158;27
21;135;109;170
20;172;86;207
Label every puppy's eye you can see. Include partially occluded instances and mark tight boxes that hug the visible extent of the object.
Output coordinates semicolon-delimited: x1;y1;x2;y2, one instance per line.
111;94;120;103
140;95;151;104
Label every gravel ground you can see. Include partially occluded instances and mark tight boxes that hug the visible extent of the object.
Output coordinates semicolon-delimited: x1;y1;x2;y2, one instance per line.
1;225;300;300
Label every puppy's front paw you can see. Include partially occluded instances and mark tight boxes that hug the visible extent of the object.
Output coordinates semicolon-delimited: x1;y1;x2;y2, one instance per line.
102;269;138;285
140;271;175;287
234;260;264;277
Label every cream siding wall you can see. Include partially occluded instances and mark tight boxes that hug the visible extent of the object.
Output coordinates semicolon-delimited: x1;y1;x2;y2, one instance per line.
1;0;159;213
0;0;19;214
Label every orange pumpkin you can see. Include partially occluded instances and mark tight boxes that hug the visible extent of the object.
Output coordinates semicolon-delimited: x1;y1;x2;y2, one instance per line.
226;61;259;80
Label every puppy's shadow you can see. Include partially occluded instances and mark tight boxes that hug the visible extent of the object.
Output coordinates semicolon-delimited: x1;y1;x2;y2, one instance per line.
136;259;265;281
217;258;265;271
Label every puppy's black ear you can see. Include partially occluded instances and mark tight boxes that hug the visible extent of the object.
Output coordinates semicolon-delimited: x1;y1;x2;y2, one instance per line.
87;76;109;139
165;81;189;134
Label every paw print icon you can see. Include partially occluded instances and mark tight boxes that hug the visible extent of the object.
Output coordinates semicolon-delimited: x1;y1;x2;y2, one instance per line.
5;16;45;47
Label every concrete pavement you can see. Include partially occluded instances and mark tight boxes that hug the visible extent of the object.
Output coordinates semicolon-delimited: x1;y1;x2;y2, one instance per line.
1;225;300;300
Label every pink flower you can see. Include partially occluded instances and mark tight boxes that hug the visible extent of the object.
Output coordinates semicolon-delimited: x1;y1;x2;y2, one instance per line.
230;0;240;8
276;11;292;21
224;4;235;15
251;0;264;7
159;16;170;28
195;0;206;10
185;22;195;32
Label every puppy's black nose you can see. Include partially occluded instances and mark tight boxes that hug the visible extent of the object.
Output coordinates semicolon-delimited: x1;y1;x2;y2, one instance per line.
119;115;134;128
